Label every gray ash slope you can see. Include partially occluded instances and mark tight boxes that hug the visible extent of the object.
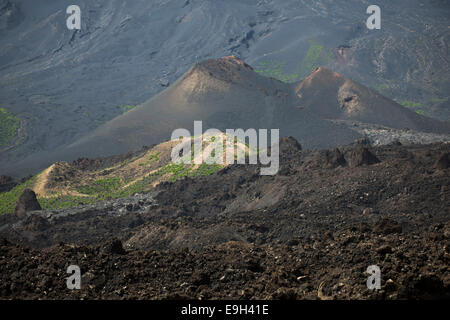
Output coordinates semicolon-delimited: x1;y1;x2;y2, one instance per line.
62;57;360;158
296;67;450;134
58;60;450;159
4;56;450;176
1;0;450;174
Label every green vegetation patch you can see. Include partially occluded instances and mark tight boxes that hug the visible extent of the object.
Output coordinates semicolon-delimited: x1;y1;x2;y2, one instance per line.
0;108;20;147
0;176;36;214
255;39;335;83
371;83;390;93
108;163;223;197
148;152;161;162
298;39;335;78
1;161;224;214
160;163;192;182
255;61;300;83
74;162;223;202
111;175;158;198
76;177;124;196
415;109;426;116
155;163;224;182
118;105;136;114
401;101;425;108
400;101;427;116
192;163;223;177
39;196;96;210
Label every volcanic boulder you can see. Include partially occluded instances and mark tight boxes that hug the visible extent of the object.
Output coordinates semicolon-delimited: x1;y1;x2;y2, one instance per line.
346;146;380;168
434;152;450;170
276;136;302;175
324;148;347;168
101;238;126;255
14;189;41;215
278;136;302;155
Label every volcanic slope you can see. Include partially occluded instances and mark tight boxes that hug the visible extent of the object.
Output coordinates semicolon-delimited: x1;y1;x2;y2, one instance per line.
64;57;359;158
296;67;450;133
58;58;450;160
6;57;450;177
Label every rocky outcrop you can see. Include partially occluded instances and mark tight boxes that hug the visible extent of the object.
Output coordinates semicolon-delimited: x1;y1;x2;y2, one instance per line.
434;152;450;170
324;148;346;168
14;189;41;215
0;175;16;193
277;136;302;158
101;238;126;255
346;146;380;168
